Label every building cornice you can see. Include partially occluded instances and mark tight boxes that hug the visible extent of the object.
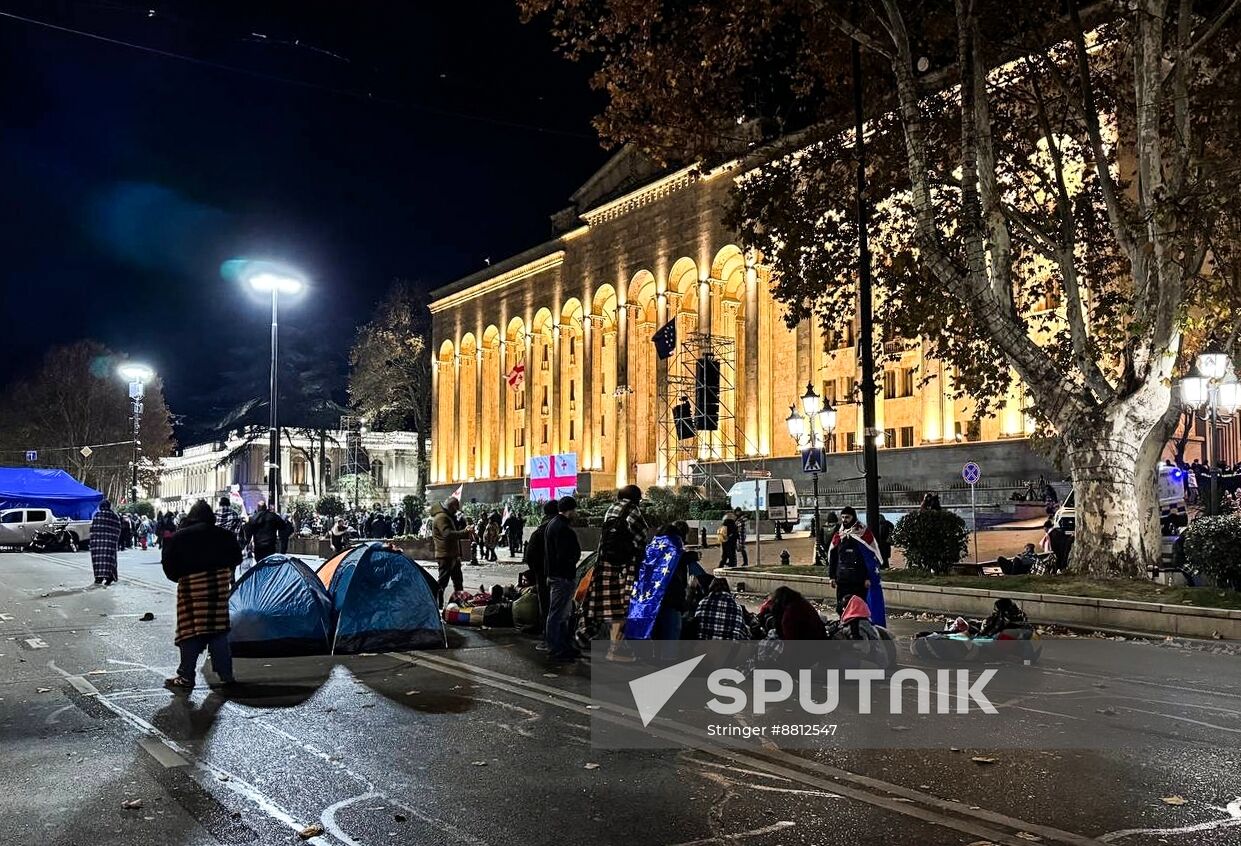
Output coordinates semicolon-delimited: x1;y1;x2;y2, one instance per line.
429;250;567;314
578;166;699;227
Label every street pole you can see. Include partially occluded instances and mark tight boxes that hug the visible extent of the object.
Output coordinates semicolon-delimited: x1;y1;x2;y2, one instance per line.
754;477;761;571
971;480;978;563
1207;398;1218;517
130;395;140;505
812;468;822;569
852;13;881;533
268;287;280;512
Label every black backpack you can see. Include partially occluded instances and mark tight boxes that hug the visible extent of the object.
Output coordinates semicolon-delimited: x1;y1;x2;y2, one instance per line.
599;503;636;562
835;540;867;587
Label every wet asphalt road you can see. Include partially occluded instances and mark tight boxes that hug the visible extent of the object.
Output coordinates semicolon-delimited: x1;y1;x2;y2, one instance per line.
2;548;1241;846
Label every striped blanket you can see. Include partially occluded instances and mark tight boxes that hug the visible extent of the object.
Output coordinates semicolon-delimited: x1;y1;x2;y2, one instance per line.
175;568;233;644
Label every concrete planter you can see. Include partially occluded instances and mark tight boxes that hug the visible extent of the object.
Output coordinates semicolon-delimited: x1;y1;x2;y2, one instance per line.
288;537;331;559
725;569;1241;640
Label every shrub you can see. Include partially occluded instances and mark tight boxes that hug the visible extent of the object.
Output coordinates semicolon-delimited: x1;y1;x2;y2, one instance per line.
892;509;969;574
1183;515;1241;590
287;498;316;525
316;494;346;519
401;493;426;524
123;500;156;519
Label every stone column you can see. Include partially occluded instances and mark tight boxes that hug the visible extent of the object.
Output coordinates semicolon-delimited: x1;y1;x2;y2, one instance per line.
551;323;563;455
430;358;440;483
524;331;534;473
474;348;484;480
722;299;740;460
497;341;508;477
616;304;634;487
453;353;463;482
583;315;599;472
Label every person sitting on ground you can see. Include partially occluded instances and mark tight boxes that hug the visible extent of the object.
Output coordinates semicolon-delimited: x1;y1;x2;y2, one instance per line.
764;586;827;640
693;578;753;641
977;598;1028;638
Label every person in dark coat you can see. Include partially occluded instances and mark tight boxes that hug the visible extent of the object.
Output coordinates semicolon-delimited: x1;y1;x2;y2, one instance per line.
244;501;286;562
543;496;582;662
161;499;242;690
89;500;122;585
1042;519;1073;573
522;501;559;635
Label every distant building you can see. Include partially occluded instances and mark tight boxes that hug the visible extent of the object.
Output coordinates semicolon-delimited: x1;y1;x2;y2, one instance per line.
153;427;424;513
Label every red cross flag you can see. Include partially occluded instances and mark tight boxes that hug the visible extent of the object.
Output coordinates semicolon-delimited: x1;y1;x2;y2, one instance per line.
505;362;526;391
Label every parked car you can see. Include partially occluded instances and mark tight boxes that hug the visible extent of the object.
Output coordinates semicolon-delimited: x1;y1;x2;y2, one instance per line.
0;508;92;550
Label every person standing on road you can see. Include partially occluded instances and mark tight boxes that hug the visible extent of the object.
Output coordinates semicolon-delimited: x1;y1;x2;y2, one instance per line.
732;508;750;567
522;500;558;639
718;517;739;568
543;496;582;663
244;501;285;562
89;500;122;586
587;485;649;661
327;518;350;553
827;506;887;626
214;497;243;545
430;497;472;604
503;510;525;557
161;499;242;691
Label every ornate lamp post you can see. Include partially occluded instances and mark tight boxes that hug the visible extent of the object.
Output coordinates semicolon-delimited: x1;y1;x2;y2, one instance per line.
786;381;837;566
1180;351;1241;516
117;363;155;506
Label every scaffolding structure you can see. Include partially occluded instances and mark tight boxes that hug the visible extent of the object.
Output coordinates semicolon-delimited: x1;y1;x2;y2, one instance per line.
339;415;369;508
657;332;748;495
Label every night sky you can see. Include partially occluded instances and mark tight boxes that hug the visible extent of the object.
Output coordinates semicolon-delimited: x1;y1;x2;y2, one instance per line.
0;0;606;440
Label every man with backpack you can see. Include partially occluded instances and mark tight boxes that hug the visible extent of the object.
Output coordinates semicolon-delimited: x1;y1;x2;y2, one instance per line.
826;506;887;626
586;484;648;661
522;500;559;639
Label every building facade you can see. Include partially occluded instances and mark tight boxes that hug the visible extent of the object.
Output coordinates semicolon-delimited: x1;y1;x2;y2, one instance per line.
427;149;1226;504
154;428;423;513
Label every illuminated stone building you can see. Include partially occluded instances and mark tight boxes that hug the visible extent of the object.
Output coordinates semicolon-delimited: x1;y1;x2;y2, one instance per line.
427;148;1075;503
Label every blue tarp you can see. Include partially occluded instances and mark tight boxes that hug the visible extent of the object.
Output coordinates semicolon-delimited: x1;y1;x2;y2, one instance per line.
322;543;445;654
0;468;104;520
229;555;333;657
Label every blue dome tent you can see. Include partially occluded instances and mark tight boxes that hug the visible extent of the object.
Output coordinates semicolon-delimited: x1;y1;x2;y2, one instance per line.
229;555;333;657
317;543;445;654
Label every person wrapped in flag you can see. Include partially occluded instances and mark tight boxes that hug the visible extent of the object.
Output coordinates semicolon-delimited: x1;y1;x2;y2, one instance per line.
826;506;887;627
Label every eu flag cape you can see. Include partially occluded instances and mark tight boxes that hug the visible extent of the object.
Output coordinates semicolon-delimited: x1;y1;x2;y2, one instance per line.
829;523;887;627
624;533;683;640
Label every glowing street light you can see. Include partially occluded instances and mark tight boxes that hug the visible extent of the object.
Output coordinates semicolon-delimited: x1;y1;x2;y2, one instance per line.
243;266;306;511
117;362;155;505
1179;351;1240;515
787;385;837;568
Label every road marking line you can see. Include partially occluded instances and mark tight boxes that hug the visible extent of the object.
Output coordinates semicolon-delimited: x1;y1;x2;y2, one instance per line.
0;614;13;621
65;675;99;695
669;820;795;846
1100;797;1241;842
393;651;1097;846
138;735;190;768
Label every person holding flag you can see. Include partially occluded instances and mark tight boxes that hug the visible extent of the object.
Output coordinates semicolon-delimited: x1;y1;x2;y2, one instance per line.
826;506;887;627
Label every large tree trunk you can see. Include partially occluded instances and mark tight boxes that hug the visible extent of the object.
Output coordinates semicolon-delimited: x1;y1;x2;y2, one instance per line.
1066;390;1170;577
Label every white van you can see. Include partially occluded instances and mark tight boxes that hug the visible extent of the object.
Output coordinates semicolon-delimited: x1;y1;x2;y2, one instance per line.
1054;464;1187;535
727;478;799;523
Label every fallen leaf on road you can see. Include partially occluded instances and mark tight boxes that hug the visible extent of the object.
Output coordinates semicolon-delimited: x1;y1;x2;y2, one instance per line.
394;813;407;822
230;811;241;820
139;612;155;622
970;757;998;765
121;799;143;810
949;747;962;753
217;774;230;782
404;690;420;696
584;762;600;770
298;822;324;839
1095;707;1116;716
965;841;996;846
35;687;52;694
543;673;559;679
891;726;910;732
1161;796;1188;806
471;761;488;766
87;670;107;676
1016;833;1042;842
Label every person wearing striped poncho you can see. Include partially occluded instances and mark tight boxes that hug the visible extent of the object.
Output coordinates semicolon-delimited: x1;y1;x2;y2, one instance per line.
160;499;242;690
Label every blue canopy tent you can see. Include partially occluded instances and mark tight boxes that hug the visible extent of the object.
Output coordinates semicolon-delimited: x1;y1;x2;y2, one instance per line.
317;542;445;653
228;555;334;657
0;468;104;520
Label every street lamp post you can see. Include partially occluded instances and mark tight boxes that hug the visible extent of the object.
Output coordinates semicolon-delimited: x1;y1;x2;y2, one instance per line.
786;382;837;567
1180;351;1241;516
246;271;304;513
117;363;154;506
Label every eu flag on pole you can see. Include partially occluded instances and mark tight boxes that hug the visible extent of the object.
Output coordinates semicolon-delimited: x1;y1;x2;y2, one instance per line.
652;317;677;359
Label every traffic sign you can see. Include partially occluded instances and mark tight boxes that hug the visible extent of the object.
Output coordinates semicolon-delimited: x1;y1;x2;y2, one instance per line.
80;446;93;458
743;469;772;479
801;448;823;473
962;461;981;485
25;450;37;462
